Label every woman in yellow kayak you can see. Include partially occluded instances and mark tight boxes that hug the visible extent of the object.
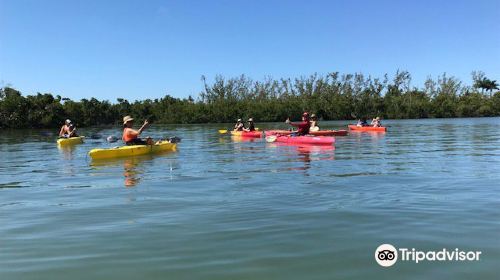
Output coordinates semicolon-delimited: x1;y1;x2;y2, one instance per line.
59;119;78;138
309;114;320;132
122;116;153;145
243;118;256;132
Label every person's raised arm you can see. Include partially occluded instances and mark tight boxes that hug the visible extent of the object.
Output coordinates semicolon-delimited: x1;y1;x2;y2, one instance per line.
138;120;149;135
286;118;302;128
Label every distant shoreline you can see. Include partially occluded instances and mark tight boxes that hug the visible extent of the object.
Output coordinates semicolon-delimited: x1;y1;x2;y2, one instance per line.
2;116;499;130
1;71;499;129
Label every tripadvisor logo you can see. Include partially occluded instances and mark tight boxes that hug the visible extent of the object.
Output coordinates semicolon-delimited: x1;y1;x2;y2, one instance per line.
375;244;482;267
375;244;398;267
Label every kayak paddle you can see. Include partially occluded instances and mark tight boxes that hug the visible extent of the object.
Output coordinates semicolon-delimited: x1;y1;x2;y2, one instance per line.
218;129;228;134
106;135;119;143
167;136;182;143
265;136;277;143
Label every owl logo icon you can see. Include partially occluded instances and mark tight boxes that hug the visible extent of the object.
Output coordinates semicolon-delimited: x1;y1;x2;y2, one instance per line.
375;244;398;267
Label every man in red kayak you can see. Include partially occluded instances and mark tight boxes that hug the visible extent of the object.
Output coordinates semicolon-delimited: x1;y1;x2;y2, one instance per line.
285;112;310;136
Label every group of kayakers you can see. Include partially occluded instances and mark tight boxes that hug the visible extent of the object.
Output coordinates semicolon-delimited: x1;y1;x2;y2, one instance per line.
234;118;256;132
356;117;382;127
232;112;321;136
59;112;383;146
59;115;154;145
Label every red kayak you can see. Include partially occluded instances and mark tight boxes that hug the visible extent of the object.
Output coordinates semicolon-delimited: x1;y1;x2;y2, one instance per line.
265;130;348;137
348;125;387;132
268;135;335;145
230;130;262;138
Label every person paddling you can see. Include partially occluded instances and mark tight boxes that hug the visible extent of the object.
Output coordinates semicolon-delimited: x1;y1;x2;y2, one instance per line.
371;117;382;127
244;118;256;132
59;119;78;138
310;114;319;132
285;112;310;136
122;116;153;145
357;117;368;127
234;119;245;131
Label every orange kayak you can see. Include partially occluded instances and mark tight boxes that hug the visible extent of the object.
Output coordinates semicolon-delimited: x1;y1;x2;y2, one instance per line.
265;130;348;136
348;125;387;132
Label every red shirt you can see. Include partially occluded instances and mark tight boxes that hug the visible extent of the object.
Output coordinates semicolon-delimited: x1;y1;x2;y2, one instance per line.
290;121;310;135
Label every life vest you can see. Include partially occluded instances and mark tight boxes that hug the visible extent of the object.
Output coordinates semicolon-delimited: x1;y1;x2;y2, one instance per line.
122;128;137;142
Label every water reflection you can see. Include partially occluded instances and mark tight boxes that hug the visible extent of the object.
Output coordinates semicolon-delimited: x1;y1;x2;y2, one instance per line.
57;144;78;160
123;159;143;187
267;143;335;174
349;130;386;142
90;155;153;187
218;137;229;144
230;136;262;143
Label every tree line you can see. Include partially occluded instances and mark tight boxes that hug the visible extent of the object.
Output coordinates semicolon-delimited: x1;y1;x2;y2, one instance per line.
1;71;499;128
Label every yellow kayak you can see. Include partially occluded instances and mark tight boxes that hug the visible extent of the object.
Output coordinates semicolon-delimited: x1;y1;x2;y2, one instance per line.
57;136;85;146
88;141;177;160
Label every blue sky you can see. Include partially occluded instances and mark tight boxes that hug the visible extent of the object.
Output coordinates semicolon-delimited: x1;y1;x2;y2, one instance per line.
1;0;499;101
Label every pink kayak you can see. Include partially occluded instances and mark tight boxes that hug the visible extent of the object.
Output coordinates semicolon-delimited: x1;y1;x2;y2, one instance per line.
230;130;262;138
265;130;348;136
270;135;335;145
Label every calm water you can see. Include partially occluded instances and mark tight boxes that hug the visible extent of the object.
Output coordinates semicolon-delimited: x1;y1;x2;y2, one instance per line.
1;118;499;279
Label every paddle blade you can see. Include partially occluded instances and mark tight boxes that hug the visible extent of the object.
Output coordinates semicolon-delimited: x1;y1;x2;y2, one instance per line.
265;136;277;143
106;135;119;143
218;130;228;134
168;136;181;143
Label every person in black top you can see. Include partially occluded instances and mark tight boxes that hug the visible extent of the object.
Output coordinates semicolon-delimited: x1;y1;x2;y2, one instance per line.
244;118;256;132
234;119;245;131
